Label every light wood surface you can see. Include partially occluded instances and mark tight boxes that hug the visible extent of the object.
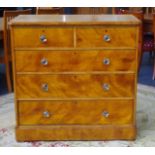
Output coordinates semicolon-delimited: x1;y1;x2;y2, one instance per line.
16;125;136;141
11;15;139;141
13;26;137;48
15;50;136;72
18;100;133;125
16;74;135;99
10;15;140;26
76;26;137;48
13;27;74;48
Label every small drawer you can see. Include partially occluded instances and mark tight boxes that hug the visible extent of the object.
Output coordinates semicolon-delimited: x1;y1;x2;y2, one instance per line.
18;100;134;125
15;49;136;72
13;27;74;48
76;26;137;48
16;74;135;99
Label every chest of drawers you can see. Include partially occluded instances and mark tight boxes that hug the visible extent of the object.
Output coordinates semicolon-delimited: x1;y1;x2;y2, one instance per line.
10;15;140;141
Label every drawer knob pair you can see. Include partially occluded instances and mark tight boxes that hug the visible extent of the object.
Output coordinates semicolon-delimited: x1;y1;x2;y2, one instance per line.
103;58;110;65
43;111;109;118
43;111;51;118
102;111;110;118
40;35;47;43
42;83;110;92
41;58;48;66
103;35;111;42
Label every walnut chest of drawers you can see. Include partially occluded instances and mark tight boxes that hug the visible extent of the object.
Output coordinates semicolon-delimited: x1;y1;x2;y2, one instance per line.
10;15;140;141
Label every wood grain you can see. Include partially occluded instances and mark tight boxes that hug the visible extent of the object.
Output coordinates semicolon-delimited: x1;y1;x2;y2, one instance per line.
76;26;137;48
16;74;135;99
15;50;136;72
13;27;74;48
10;15;139;141
18;100;134;125
16;125;136;141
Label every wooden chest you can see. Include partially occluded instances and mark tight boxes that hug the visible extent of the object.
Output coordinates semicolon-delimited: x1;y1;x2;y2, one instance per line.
10;15;140;141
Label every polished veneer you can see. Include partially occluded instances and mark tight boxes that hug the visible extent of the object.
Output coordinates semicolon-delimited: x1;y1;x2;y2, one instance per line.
10;15;140;141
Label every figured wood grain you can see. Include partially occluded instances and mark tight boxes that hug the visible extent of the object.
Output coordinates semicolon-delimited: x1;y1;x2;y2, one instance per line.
16;74;135;99
18;100;134;125
76;26;137;48
15;50;136;72
16;125;136;141
10;15;139;141
13;27;74;48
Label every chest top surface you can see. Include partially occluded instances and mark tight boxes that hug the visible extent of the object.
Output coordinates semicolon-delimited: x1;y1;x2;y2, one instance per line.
10;14;141;26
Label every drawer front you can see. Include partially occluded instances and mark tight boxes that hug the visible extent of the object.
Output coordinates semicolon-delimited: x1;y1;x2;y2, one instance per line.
13;27;73;48
16;74;135;99
15;50;136;72
76;26;137;48
18;100;133;125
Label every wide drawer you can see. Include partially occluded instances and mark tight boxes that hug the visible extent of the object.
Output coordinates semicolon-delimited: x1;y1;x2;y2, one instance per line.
15;50;136;72
18;100;134;125
16;74;135;99
76;26;137;48
13;27;74;48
